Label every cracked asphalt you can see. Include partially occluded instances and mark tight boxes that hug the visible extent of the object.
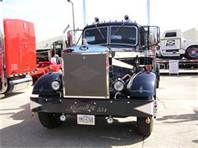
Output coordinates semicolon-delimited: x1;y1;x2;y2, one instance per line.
0;75;198;148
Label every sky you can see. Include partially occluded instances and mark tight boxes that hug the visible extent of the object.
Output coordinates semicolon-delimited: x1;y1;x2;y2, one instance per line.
1;0;198;42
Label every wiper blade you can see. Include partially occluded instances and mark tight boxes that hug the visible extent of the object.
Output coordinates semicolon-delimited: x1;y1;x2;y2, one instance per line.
94;24;105;40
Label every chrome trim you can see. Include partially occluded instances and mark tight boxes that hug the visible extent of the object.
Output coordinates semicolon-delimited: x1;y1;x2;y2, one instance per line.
113;51;145;58
30;100;42;110
30;94;39;98
64;95;109;99
134;101;154;116
112;58;133;69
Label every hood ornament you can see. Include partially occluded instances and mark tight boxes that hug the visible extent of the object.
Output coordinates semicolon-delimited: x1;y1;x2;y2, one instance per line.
80;38;89;51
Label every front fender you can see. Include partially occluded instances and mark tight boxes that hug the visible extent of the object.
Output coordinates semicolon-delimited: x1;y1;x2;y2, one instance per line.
32;72;62;96
127;71;156;99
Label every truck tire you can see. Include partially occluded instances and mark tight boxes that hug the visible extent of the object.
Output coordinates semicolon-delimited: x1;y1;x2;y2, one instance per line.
38;112;62;129
155;63;160;88
137;117;153;137
0;78;9;94
156;79;159;89
185;46;198;59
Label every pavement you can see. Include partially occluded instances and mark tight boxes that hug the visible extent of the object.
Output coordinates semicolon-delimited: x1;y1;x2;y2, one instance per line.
0;75;198;148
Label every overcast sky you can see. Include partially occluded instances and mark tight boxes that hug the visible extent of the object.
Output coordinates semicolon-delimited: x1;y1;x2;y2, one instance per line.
1;0;198;42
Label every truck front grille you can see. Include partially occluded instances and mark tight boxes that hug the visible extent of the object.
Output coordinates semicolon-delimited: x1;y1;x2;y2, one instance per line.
63;53;109;99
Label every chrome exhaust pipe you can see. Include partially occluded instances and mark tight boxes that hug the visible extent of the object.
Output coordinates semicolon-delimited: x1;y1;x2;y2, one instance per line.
8;75;32;92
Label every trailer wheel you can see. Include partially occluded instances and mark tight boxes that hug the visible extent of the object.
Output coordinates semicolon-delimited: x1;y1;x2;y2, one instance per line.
38;112;62;129
185;46;198;59
137;117;153;137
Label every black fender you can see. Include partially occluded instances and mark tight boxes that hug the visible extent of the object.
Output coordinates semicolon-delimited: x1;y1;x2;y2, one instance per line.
127;71;156;99
32;72;62;96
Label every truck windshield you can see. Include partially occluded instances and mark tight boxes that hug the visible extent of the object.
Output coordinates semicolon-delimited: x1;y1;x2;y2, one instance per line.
110;26;137;46
84;25;138;47
84;27;107;45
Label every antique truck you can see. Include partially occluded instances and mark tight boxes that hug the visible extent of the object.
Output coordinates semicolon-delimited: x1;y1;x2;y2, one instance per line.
0;19;36;94
159;29;198;59
30;17;160;137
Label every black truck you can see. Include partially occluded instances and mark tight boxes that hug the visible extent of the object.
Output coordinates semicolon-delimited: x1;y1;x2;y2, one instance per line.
30;17;160;137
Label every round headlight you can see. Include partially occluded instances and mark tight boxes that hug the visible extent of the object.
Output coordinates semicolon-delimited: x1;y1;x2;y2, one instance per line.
51;81;60;90
114;80;124;91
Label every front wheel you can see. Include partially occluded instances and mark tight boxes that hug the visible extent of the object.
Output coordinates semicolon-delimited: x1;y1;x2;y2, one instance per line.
137;116;153;137
185;46;198;59
38;112;62;129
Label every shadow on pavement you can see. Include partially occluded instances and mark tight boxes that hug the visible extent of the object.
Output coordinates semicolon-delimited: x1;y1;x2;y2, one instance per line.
157;109;198;123
0;103;144;148
192;139;198;143
0;92;25;100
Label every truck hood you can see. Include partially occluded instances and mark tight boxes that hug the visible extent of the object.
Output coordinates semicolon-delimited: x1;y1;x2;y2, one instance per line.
65;45;109;53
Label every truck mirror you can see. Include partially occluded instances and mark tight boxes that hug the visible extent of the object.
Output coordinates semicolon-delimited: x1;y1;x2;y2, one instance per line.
149;26;160;46
66;31;73;47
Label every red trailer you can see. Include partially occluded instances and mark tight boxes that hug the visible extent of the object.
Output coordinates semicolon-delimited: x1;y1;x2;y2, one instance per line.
0;19;36;94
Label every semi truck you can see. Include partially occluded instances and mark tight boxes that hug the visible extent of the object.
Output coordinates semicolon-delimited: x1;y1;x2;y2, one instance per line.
31;40;63;83
0;19;36;94
30;16;160;137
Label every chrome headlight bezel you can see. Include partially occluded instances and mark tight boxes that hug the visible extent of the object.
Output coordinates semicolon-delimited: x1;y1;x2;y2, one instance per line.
51;81;60;91
113;79;124;92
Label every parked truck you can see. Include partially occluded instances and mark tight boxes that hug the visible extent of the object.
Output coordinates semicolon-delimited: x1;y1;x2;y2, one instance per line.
31;40;63;83
0;19;36;94
30;16;160;137
159;29;198;59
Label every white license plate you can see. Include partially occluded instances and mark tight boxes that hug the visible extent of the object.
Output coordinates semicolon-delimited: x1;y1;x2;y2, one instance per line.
77;114;95;125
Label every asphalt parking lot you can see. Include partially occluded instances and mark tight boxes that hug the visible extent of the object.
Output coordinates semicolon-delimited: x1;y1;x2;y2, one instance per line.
0;75;198;148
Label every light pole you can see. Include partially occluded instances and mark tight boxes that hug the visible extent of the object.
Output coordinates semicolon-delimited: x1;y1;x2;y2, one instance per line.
83;0;86;26
67;0;75;42
147;0;150;25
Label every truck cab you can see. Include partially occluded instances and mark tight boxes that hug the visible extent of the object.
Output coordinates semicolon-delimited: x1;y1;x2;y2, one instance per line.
0;19;36;94
30;17;160;137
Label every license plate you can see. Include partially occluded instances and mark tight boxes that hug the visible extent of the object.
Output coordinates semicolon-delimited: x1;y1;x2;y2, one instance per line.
77;114;95;125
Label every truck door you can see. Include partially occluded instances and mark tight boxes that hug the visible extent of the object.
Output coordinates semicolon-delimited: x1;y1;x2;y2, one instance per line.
161;32;181;51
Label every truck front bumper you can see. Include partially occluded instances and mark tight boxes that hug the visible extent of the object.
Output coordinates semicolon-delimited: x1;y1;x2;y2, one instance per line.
30;95;157;117
160;48;185;57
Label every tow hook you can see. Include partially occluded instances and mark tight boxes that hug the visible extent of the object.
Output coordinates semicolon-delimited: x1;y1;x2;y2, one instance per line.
145;117;151;124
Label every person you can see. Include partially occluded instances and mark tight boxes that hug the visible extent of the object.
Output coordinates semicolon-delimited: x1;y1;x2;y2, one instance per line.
51;54;61;64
